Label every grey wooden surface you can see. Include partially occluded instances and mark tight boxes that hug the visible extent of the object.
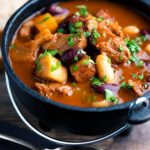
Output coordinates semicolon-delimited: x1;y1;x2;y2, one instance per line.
0;71;150;150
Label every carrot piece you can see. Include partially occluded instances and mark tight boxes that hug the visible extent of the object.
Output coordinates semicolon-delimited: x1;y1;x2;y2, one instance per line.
33;13;58;33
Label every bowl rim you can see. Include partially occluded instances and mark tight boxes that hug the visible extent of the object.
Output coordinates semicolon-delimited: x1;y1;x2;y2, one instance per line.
1;0;147;113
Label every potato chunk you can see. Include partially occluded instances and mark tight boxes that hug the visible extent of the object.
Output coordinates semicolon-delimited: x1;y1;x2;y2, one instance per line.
35;54;67;83
96;54;115;82
33;13;58;33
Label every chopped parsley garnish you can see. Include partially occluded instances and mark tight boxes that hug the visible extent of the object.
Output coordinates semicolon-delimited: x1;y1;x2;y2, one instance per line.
131;74;137;78
92;29;100;45
108;38;112;42
48;49;58;56
120;82;127;88
77;49;86;55
73;82;77;87
74;56;78;61
11;44;16;49
37;16;50;24
90;96;96;102
120;82;133;89
125;38;141;53
137;74;144;80
138;60;144;68
75;21;83;28
82;60;89;65
92;38;96;45
91;77;103;86
72;64;78;71
67;36;75;47
51;61;61;72
102;32;106;37
69;23;76;33
119;54;123;60
66;33;82;47
118;45;123;52
61;50;65;54
120;76;124;80
128;83;133;89
103;75;107;83
107;57;111;63
83;30;91;38
97;15;104;22
93;29;100;39
57;28;65;33
104;89;119;104
76;5;88;16
36;64;41;72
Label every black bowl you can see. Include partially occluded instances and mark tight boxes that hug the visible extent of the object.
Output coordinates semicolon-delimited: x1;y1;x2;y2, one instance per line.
2;0;150;137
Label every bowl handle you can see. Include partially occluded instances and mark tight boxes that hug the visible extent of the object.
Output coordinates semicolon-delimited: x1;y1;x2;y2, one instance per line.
128;92;150;124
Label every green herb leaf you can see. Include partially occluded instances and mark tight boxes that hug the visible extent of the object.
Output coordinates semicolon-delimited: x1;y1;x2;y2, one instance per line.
103;75;107;83
36;64;41;72
76;5;88;16
120;76;124;80
57;28;65;33
82;60;89;65
138;60;144;68
77;49;86;55
91;77;103;86
11;44;16;49
93;29;100;39
118;45;123;52
120;82;127;88
69;23;76;33
131;74;137;78
37;16;50;24
104;89;119;104
83;30;91;38
119;54;123;60
47;49;58;56
90;96;96;102
72;64;78;71
128;83;133;89
138;74;144;80
74;56;78;61
51;61;61;72
73;82;77;87
75;21;83;28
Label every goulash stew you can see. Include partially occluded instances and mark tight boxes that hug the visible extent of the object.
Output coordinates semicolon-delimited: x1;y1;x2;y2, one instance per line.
9;1;150;107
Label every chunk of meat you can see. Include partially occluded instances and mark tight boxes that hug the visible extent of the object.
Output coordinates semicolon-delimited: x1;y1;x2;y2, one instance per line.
91;20;130;63
19;20;34;38
34;28;52;45
70;56;96;82
128;80;149;96
96;36;130;63
41;33;87;55
35;82;73;97
10;40;38;62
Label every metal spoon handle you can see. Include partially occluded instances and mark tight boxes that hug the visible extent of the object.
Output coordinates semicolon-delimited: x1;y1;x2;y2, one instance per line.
0;133;38;150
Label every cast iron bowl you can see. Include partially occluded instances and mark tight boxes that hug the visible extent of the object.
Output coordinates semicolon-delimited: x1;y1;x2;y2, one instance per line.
2;0;150;136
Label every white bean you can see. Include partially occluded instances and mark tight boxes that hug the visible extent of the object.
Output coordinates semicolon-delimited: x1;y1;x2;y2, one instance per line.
122;25;139;35
96;54;115;82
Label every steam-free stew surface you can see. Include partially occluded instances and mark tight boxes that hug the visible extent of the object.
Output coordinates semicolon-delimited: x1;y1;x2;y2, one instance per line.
9;1;150;107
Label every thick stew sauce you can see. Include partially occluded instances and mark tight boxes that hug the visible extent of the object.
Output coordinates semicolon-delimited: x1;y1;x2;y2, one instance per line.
9;1;150;107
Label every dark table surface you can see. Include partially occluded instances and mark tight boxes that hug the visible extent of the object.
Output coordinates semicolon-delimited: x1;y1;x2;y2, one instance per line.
0;71;150;150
